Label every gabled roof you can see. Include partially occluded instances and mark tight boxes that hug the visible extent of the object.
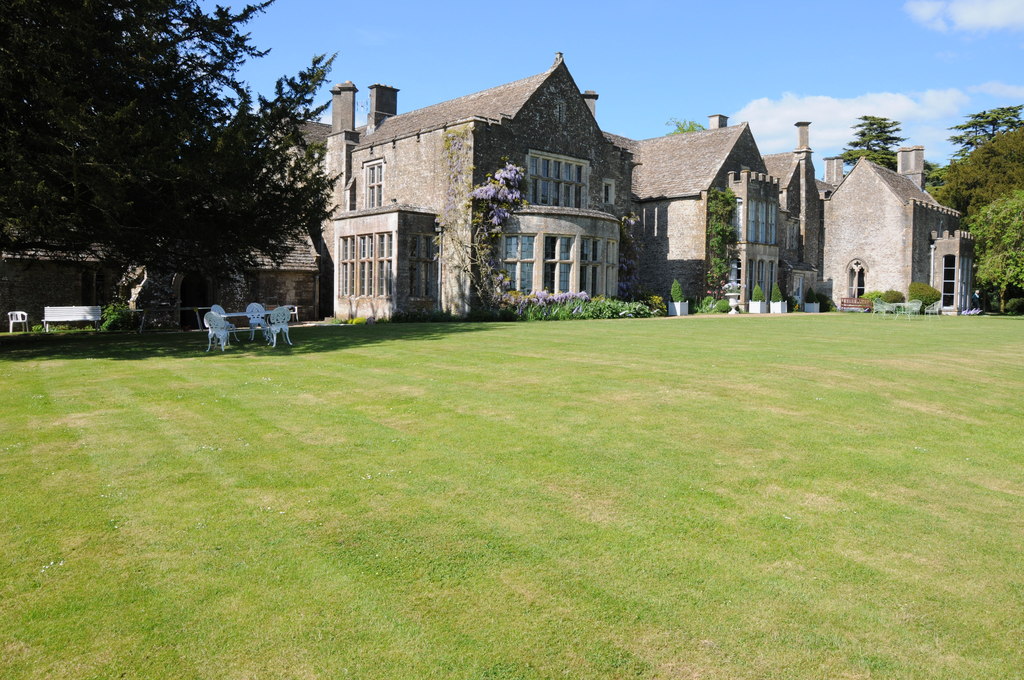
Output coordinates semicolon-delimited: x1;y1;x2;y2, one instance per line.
632;124;750;199
357;65;556;148
762;152;798;184
847;157;940;206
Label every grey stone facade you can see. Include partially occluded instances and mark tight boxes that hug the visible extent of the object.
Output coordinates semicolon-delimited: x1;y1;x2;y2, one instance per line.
821;155;970;310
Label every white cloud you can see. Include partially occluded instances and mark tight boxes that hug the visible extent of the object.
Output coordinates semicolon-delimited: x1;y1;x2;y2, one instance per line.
732;89;969;156
904;0;1024;32
969;80;1024;97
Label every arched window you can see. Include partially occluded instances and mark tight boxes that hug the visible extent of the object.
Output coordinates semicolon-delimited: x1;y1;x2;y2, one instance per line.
847;260;866;298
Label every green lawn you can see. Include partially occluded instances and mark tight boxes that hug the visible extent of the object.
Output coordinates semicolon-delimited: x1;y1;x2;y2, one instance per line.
1;314;1022;679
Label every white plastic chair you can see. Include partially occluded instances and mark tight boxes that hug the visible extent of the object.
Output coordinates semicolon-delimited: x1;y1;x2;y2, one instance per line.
267;306;292;347
210;304;240;341
8;311;28;333
245;302;270;341
204;311;231;351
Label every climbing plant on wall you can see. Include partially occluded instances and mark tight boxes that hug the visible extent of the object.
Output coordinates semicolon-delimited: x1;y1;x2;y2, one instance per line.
618;213;642;300
705;188;738;294
436;126;526;312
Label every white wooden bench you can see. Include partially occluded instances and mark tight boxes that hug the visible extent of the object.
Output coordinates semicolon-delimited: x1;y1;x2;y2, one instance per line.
43;306;102;332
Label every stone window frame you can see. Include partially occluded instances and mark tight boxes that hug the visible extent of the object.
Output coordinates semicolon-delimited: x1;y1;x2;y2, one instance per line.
602;179;615;205
364;160;384;209
542;234;574;293
846;259;867;298
502;234;536;293
527;150;588;209
408;233;437;299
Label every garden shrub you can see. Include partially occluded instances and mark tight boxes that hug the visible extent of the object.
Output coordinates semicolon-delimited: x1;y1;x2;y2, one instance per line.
1006;298;1024;315
770;283;783;303
695;295;717;314
908;282;941;306
881;289;906;303
714;298;731;313
862;290;884;302
751;284;765;302
803;288;817;304
101;301;136;332
645;294;667;317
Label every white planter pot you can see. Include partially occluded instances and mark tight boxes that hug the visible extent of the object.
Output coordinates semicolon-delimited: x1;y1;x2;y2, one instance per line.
770;301;788;314
803;302;820;314
668;301;688;316
748;301;768;314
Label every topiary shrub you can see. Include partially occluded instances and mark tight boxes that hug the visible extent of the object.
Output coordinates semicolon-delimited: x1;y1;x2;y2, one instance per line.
670;279;683;303
908;282;941;307
770;283;783;303
803;288;817;304
714;298;731;313
881;289;905;303
752;284;765;302
1006;298;1024;315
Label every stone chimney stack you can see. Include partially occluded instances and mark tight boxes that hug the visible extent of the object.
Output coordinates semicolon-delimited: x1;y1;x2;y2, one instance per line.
367;84;399;132
897;146;925;189
582;90;599;118
331;81;358;133
708;114;729;129
795;121;811;150
824;157;845;185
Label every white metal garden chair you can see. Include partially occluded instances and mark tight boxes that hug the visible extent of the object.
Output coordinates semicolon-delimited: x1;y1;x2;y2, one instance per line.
267;305;292;347
245;302;270;341
899;300;923;318
924;300;941;316
204;311;232;351
210;304;240;341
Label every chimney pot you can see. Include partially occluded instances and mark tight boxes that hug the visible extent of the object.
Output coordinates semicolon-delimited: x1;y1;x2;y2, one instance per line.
331;81;358;133
582;90;599;118
795;121;811;150
708;114;728;129
368;83;399;133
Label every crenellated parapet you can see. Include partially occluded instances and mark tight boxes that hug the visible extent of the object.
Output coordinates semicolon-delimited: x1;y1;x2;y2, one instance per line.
911;199;960;217
931;229;973;243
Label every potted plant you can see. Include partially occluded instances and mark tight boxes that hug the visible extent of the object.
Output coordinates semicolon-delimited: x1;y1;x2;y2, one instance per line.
668;279;687;316
770;283;787;314
749;284;767;314
803;288;820;314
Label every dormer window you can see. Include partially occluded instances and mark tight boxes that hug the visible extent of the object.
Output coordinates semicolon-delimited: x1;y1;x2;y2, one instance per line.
527;152;587;208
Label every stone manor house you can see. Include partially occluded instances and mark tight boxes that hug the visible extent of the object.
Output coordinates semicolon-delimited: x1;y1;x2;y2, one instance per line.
0;54;975;327
320;54;973;319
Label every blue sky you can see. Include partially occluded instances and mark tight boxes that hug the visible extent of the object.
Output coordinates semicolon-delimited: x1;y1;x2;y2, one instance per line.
219;0;1024;172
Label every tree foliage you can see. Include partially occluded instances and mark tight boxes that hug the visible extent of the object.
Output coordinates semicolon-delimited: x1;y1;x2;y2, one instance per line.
0;0;334;274
666;118;706;135
932;129;1024;216
968;190;1024;312
948;105;1023;159
841;116;907;171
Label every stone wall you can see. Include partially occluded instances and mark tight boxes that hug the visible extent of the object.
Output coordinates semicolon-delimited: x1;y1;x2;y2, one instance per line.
823;166;911;300
635;197;707;300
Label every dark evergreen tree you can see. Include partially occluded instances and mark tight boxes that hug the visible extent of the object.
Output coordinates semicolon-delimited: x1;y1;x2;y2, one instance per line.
840;115;907;171
948;106;1023;159
0;0;334;275
933;129;1024;216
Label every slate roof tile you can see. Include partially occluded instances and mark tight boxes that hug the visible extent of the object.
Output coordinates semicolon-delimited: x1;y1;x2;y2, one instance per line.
632;125;747;199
